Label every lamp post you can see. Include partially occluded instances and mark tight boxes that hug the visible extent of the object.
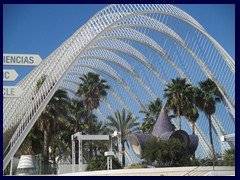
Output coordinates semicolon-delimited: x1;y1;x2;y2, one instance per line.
111;130;122;167
117;132;122;167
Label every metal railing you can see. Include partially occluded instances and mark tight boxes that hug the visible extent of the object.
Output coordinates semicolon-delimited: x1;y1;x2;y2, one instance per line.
184;160;235;176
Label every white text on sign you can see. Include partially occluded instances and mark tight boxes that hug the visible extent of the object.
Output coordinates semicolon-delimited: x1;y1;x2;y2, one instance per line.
3;69;19;81
3;53;42;66
3;86;23;98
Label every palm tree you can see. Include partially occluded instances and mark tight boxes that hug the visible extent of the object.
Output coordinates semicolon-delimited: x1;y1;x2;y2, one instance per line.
36;74;47;91
182;86;200;135
195;78;223;160
107;109;140;167
140;98;163;133
15;77;71;174
184;106;199;135
48;115;76;174
39;89;70;174
184;104;199;160
69;98;88;133
15;123;43;156
76;72;110;158
163;77;193;130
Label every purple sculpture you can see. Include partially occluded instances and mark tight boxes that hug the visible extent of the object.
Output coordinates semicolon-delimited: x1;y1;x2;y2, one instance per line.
129;107;198;157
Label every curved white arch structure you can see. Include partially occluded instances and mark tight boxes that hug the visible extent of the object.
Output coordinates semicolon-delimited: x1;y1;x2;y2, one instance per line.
3;4;235;170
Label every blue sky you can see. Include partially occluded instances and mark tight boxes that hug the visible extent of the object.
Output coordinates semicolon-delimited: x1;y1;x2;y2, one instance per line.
3;4;236;160
3;4;235;86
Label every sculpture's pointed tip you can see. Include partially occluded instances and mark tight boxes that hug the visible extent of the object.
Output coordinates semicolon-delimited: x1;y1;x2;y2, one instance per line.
162;105;167;112
152;106;174;137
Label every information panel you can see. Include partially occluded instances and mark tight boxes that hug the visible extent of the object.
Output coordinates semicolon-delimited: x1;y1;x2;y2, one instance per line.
3;53;42;98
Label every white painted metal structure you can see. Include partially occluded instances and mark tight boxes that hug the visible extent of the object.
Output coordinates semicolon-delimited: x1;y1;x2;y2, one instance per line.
3;4;235;171
71;132;111;172
220;133;235;142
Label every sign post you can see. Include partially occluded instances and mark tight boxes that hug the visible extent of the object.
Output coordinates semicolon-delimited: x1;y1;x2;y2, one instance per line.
3;53;42;98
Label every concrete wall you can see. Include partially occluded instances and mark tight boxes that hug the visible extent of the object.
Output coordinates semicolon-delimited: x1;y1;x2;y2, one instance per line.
60;166;197;176
58;164;88;174
59;166;235;176
206;171;235;176
205;166;235;176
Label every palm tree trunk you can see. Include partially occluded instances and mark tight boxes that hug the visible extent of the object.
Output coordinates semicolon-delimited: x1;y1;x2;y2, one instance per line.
178;115;181;130
192;122;195;135
94;147;98;157
208;115;216;160
88;111;93;159
52;146;57;174
191;122;196;160
121;141;125;167
75;119;78;133
177;107;181;130
43;128;49;174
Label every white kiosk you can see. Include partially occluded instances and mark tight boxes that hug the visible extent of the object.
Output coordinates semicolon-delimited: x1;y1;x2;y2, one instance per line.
71;131;122;172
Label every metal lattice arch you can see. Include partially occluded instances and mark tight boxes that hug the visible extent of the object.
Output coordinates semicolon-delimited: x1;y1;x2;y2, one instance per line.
3;4;235;170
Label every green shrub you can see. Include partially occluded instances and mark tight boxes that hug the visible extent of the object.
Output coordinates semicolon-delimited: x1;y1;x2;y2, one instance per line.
223;148;235;166
141;138;160;163
142;138;191;167
86;155;122;171
188;157;201;166
126;164;147;169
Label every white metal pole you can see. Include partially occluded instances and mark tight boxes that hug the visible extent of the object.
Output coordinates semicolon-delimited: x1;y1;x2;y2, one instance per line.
71;135;75;173
107;157;110;170
118;133;123;166
9;157;13;175
221;141;224;160
110;157;112;170
110;136;113;170
79;132;83;172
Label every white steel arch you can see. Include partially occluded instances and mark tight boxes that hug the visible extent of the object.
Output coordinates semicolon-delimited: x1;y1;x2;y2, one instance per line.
77;33;234;154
